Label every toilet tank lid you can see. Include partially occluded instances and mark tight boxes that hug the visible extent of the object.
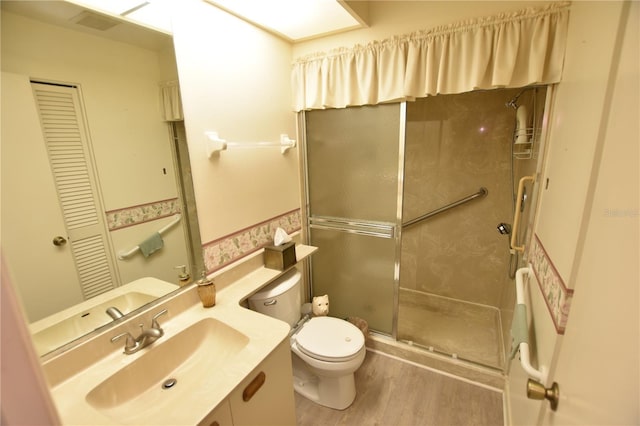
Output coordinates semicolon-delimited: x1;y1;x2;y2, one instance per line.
249;269;301;300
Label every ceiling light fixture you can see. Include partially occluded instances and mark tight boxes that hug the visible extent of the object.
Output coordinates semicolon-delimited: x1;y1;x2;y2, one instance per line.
204;0;363;42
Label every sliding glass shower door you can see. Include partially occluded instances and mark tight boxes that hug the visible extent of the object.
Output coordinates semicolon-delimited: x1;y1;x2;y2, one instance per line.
304;104;403;335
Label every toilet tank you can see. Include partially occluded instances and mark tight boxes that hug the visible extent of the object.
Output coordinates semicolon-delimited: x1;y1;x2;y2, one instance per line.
248;269;302;328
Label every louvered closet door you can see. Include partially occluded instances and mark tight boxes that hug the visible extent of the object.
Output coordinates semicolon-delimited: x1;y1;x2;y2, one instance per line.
32;82;118;300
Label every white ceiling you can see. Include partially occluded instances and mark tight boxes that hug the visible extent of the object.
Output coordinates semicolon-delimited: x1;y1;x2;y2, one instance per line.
205;0;365;42
2;0;366;47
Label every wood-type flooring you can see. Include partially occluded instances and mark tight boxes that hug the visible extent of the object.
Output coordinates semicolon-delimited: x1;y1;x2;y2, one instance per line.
295;350;504;426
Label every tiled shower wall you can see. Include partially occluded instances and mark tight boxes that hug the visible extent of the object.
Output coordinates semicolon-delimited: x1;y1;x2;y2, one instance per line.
401;88;543;362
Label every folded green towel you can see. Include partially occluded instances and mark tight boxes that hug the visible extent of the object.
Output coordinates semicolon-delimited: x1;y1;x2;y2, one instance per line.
139;232;164;258
510;303;528;359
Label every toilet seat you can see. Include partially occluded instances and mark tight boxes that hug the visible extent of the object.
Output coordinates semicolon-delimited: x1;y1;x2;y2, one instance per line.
294;317;364;362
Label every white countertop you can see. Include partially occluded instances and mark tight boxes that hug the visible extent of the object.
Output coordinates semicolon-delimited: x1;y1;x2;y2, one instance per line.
42;244;317;425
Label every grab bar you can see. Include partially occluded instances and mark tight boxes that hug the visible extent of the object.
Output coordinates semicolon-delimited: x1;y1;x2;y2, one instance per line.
402;187;488;229
513;265;548;384
118;214;182;259
510;175;536;252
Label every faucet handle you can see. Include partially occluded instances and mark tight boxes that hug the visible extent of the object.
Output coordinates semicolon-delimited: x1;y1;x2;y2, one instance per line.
151;309;168;329
111;331;136;351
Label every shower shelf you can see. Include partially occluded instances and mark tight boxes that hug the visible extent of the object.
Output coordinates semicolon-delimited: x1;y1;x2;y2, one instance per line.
514;150;533;160
513;127;541;160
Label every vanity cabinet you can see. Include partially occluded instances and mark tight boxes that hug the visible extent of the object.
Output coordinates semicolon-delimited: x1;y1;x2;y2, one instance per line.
200;339;296;426
229;339;296;425
199;399;233;426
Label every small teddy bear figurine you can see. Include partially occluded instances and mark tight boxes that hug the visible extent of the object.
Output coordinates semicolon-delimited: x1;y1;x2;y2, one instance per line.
312;294;329;316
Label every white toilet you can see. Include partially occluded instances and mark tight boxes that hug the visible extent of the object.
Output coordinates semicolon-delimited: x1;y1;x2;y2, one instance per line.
248;269;366;410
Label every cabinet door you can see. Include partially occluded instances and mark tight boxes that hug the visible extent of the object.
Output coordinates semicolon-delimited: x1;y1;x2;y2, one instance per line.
198;398;233;426
229;340;296;426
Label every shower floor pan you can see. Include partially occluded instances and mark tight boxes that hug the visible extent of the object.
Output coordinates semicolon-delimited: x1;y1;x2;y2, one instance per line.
397;289;505;370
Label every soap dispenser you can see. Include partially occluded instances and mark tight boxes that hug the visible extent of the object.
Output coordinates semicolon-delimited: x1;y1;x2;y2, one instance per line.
196;271;216;308
175;265;191;287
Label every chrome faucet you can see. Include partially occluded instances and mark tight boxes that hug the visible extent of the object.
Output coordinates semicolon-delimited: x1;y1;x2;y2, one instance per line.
110;309;168;355
105;306;124;320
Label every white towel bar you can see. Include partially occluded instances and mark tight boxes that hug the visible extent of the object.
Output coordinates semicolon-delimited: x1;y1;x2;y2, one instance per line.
117;214;181;260
205;131;296;157
514;265;548;384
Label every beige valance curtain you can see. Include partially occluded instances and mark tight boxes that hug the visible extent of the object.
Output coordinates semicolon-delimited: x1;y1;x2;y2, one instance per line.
159;80;184;121
292;2;570;111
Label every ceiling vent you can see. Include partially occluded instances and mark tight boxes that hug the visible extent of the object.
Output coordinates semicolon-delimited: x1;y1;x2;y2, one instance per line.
70;10;120;31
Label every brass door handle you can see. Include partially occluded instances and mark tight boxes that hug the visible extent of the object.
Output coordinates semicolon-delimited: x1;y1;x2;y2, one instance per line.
527;379;559;411
53;236;67;246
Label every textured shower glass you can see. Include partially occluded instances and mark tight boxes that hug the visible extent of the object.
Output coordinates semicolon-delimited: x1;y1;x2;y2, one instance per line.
306;104;400;222
305;103;401;335
310;228;395;334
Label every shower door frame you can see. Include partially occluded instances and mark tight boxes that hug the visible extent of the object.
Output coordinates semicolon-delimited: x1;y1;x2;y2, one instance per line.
298;86;556;372
297;103;407;340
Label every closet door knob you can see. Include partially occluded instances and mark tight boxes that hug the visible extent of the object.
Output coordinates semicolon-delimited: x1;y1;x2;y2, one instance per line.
53;236;67;246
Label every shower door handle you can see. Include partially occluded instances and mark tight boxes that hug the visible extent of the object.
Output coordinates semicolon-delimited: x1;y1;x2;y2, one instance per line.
309;216;395;239
511;175;535;253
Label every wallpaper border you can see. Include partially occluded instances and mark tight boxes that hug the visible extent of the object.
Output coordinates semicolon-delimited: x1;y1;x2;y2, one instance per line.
106;198;181;231
529;233;574;335
202;209;302;273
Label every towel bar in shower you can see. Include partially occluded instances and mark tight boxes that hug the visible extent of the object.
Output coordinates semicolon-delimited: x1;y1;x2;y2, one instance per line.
118;214;182;260
514;265;548;384
402;187;488;229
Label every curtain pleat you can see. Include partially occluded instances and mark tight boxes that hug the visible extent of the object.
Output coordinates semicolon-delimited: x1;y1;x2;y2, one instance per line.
159;80;184;121
292;2;570;111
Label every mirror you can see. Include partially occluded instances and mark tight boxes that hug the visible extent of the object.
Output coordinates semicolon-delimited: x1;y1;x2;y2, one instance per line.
0;1;202;356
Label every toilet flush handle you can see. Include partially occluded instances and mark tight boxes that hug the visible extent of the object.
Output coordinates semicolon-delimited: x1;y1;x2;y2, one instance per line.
263;299;277;306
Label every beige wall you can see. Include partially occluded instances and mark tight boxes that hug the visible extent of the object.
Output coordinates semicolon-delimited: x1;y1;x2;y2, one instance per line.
1;12;179;211
0;257;60;424
534;2;627;284
2;0;636;422
1;11;189;289
508;1;639;424
171;1;299;245
541;1;639;420
170;0;552;256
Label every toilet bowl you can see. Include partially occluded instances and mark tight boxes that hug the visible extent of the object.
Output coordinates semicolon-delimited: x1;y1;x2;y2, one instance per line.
248;269;366;410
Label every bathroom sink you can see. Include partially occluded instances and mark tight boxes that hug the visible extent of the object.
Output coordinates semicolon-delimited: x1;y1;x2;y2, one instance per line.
85;317;249;423
30;277;178;356
42;246;317;425
31;292;157;356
